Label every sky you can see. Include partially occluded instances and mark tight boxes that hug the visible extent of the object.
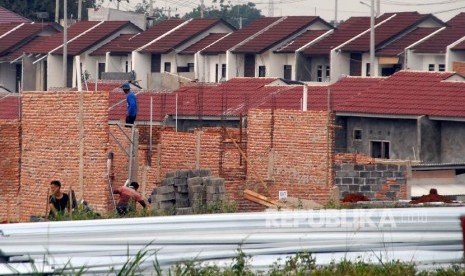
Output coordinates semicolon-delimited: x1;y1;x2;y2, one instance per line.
101;0;465;22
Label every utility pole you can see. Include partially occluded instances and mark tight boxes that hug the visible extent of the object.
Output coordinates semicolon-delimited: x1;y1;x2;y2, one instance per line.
63;0;68;87
268;0;274;17
334;0;338;27
370;0;375;77
77;0;82;21
55;0;59;23
200;0;204;18
150;0;154;16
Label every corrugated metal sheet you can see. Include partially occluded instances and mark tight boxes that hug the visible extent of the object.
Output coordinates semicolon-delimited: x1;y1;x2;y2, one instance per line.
0;207;463;274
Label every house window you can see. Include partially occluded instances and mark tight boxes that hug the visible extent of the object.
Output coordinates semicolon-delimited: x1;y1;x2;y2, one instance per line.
438;64;445;71
164;62;171;72
258;66;266;77
283;65;292;80
221;64;226;79
353;129;362;140
428;64;435;71
325;65;330;81
215;64;219;82
188;63;194;72
98;63;105;79
366;63;371;76
371;141;390;159
317;65;323;82
125;61;129;72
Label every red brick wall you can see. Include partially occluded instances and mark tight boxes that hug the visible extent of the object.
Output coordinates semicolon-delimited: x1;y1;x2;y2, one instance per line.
453;62;465;76
247;109;335;204
20;91;110;221
0;120;20;222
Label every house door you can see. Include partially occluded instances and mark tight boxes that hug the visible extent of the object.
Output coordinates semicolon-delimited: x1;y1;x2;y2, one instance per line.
151;54;161;72
66;56;73;87
98;63;105;79
244;54;255;77
15;63;22;92
349;53;362;76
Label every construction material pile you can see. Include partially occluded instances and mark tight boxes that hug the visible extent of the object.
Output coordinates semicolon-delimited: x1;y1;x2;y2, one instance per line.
150;169;226;215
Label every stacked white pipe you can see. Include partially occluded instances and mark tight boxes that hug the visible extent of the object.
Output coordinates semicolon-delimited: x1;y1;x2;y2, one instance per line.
0;207;464;274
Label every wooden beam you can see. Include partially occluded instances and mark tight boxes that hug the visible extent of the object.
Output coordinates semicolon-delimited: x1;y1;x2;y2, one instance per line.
244;189;285;208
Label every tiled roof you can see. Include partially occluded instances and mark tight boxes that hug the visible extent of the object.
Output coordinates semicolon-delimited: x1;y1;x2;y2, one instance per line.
341;12;430;52
6;36;48;61
54;21;137;55
335;71;465;118
0;94;19;120
275;29;329;53
414;13;465;53
201;17;280;55
0;22;59;61
125;19;186;51
376;27;441;57
0;6;30;24
0;23;17;36
26;21;99;54
179;33;228;55
90;33;136;55
302;16;375;55
141;19;229;54
232;16;324;54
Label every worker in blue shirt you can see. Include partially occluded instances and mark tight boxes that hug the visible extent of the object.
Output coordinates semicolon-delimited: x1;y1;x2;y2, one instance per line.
122;83;137;125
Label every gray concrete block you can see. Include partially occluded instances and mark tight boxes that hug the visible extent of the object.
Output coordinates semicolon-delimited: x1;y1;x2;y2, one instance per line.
366;178;377;185
174;178;187;186
388;164;399;171
187;177;204;187
361;185;371;191
175;170;189;178
376;164;387;171
165;172;176;178
155;192;175;202
349;185;359;191
188;185;205;194
159;201;175;209
370;171;382;178
359;171;370;178
385;191;396;199
341;163;354;171
175;198;190;208
161;178;175;186
389;184;401;191
176;207;193;215
365;165;376;171
156;185;175;194
335;178;342;185
342;178;353;184
354;165;365;171
176;185;188;193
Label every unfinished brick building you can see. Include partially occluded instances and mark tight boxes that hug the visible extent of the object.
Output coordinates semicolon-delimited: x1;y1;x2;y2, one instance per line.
0;91;342;222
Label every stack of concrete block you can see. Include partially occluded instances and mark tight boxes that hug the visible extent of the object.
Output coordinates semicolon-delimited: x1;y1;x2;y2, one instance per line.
205;177;226;206
151;169;227;215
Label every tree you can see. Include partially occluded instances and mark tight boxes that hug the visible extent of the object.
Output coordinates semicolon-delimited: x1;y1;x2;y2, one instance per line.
0;0;100;22
184;1;262;29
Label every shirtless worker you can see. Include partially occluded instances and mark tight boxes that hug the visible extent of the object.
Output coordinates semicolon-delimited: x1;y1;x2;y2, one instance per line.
113;181;147;215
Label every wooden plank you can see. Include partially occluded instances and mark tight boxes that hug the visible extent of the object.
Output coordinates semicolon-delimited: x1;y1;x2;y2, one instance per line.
244;193;275;208
244;189;285;207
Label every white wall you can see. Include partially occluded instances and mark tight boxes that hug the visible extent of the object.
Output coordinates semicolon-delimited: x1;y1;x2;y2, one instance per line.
448;51;465;71
0;63;17;92
229;52;244;79
362;52;379;77
162;51;176;73
47;55;63;89
132;51;151;88
330;50;350;82
408;54;445;71
106;54;131;73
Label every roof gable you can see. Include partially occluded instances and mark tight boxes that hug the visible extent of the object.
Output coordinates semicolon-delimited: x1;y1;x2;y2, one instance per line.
0;22;59;60
414;13;465;53
232;16;323;54
201;17;280;55
141;19;229;54
179;33;228;55
275;29;330;53
25;21;100;54
0;6;30;24
341;12;430;52
376;27;441;57
54;21;138;55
